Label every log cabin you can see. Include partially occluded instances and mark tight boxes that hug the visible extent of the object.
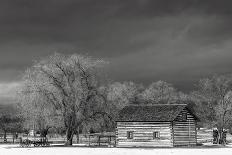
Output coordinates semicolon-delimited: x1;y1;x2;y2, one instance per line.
116;104;199;147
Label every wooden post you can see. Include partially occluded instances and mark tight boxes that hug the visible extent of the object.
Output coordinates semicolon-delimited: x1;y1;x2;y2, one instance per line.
98;136;101;146
171;121;174;147
188;119;190;147
88;134;90;146
109;136;111;146
76;126;79;144
115;124;118;147
115;135;116;147
195;121;197;145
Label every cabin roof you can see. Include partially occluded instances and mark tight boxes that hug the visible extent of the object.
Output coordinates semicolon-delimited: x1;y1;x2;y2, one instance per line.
117;104;195;122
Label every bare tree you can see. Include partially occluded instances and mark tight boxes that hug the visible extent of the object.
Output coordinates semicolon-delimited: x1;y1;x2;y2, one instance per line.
140;80;187;104
18;53;109;145
0;105;23;143
17;91;61;138
104;81;144;125
192;74;232;144
107;81;143;107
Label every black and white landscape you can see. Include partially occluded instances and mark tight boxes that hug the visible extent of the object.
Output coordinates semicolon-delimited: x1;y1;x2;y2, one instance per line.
0;0;232;154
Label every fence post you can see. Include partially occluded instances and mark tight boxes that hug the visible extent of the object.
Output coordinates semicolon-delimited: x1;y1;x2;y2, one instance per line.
98;136;100;146
88;134;90;146
109;136;111;146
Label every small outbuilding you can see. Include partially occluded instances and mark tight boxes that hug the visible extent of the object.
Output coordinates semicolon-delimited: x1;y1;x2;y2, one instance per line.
116;104;199;147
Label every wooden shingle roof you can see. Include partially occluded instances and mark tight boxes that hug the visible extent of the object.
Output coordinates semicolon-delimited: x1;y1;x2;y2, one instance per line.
117;104;189;122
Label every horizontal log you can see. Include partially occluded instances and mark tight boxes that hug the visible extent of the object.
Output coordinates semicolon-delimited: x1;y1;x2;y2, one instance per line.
174;123;195;124
175;137;196;140
118;130;171;133
117;136;172;139
173;126;195;129
117;127;171;130
117;133;171;136
117;143;173;146
117;125;171;128
174;135;196;137
117;122;171;125
117;135;171;138
118;144;172;146
117;123;171;125
174;140;197;142
174;122;195;124
174;143;197;145
173;125;195;127
174;137;196;139
173;131;196;133
117;138;172;142
173;134;196;137
173;130;195;132
117;127;171;129
117;134;172;138
118;132;171;135
118;126;171;128
117;131;171;134
118;142;172;145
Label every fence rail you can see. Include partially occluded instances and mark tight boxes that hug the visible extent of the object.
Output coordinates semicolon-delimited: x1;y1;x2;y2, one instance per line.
0;132;116;147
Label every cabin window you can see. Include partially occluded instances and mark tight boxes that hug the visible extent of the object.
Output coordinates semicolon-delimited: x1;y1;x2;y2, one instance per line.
153;131;160;139
182;112;187;121
127;131;133;139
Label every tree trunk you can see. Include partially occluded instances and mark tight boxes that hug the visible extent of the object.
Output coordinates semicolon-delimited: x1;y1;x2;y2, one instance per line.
218;128;223;144
76;134;79;144
76;126;80;144
3;130;7;143
65;128;74;146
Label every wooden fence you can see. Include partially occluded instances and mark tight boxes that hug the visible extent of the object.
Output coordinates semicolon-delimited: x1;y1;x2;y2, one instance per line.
0;132;116;147
79;133;116;147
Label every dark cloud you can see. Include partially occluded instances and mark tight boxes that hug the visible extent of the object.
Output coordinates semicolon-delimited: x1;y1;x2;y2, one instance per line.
0;0;232;92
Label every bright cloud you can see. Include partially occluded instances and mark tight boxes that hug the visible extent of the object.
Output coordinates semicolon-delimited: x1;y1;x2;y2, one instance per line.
0;82;22;98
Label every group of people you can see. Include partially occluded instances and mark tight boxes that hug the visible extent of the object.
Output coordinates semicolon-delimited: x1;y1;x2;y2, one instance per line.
213;128;227;144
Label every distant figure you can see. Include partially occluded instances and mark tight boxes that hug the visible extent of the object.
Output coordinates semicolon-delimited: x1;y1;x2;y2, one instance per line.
15;132;18;139
213;128;218;144
222;130;227;145
19;137;22;144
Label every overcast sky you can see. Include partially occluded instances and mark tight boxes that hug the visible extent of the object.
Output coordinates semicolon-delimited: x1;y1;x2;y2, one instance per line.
1;0;232;102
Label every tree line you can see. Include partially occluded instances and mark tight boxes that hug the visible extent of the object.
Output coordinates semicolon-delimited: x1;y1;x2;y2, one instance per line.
0;53;232;145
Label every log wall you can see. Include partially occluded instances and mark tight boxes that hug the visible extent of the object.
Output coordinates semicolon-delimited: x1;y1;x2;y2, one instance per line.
116;122;173;147
172;108;197;146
